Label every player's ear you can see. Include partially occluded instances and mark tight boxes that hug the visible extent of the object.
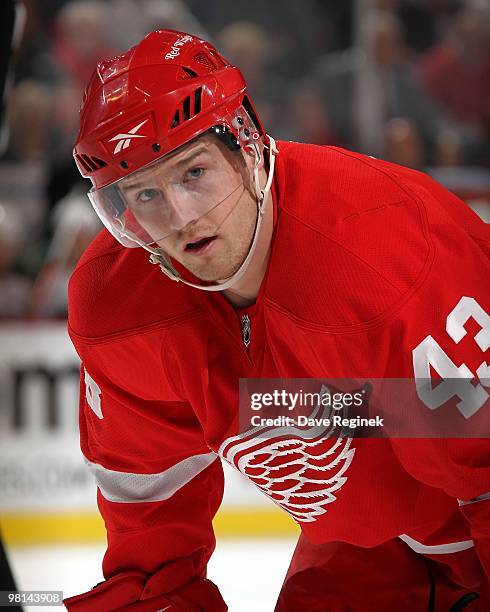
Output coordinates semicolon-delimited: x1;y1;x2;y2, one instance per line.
243;140;265;171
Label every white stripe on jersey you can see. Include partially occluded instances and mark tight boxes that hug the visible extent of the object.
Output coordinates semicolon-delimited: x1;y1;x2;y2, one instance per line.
83;452;217;503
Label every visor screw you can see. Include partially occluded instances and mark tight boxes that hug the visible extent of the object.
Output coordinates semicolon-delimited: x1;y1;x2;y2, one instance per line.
237;116;244;125
120;160;128;169
152;143;161;152
243;127;250;137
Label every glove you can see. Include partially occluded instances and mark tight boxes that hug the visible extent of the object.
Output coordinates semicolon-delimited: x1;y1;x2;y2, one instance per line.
63;558;227;611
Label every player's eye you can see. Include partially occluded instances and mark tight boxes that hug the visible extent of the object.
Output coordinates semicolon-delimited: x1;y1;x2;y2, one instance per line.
186;167;204;180
136;188;160;203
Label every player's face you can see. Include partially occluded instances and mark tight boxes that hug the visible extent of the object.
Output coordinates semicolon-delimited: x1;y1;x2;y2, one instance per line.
123;134;258;281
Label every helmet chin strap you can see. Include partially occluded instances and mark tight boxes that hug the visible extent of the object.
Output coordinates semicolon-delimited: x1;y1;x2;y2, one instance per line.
132;135;278;292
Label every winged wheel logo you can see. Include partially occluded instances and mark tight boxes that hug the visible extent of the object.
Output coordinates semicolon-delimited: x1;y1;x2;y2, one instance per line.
219;386;356;522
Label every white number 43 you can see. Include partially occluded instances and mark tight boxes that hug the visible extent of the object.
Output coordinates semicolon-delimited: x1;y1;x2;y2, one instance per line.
412;296;490;419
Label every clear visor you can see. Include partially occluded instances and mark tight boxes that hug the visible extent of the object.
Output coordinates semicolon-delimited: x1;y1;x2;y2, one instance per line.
88;113;257;248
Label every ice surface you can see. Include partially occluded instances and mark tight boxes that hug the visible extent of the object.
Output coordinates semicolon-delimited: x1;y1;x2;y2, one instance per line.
7;537;297;611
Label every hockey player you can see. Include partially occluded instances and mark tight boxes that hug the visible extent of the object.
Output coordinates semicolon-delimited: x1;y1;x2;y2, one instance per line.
65;30;489;610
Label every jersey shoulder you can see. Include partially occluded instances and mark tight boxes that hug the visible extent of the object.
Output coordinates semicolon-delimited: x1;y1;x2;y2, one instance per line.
268;143;440;328
68;229;200;341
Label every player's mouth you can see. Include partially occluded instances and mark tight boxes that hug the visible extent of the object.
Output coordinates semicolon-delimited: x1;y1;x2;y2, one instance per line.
184;235;217;255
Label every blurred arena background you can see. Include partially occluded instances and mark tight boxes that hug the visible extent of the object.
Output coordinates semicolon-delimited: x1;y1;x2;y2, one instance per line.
0;0;488;609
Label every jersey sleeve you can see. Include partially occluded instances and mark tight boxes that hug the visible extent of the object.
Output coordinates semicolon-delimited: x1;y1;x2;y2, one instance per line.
381;168;490;578
67;331;226;609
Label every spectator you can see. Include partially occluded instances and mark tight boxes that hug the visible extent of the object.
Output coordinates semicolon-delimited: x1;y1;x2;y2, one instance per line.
383;117;424;169
0;203;30;318
43;80;87;238
314;10;463;162
418;5;490;163
217;21;286;134
187;0;318;78
434;127;464;167
51;1;117;88
276;84;338;145
42;0;114;235
29;185;101;317
5;79;53;162
108;0;209;50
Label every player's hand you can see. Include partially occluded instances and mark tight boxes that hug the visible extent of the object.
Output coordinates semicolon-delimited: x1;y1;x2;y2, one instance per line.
63;559;227;611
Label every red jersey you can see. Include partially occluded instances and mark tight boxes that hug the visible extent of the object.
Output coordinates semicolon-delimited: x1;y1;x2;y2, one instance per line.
67;142;490;610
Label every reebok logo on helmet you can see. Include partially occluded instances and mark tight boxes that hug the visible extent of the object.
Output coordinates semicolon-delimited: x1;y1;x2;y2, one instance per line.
105;116;155;156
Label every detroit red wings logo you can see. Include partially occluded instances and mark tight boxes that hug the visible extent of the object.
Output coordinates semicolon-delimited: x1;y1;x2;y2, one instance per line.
218;387;356;522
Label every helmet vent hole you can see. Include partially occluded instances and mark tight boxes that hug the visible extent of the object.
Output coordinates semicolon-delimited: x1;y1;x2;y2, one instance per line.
76;155;92;173
170;109;180;128
180;67;198;79
194;87;202;114
207;49;227;69
170;88;203;129
76;154;107;174
91;156;107;169
182;96;191;121
193;52;216;71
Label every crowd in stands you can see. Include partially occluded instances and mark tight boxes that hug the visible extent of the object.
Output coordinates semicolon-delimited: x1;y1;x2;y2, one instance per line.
0;0;488;318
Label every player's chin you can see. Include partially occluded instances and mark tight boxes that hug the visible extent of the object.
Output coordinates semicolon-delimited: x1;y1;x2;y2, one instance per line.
188;258;240;282
191;265;234;282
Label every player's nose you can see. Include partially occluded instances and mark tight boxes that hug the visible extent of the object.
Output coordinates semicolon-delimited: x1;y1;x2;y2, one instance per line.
163;185;199;231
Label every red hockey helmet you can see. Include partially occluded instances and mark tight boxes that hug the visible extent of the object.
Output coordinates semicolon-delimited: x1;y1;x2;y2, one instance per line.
73;29;265;191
